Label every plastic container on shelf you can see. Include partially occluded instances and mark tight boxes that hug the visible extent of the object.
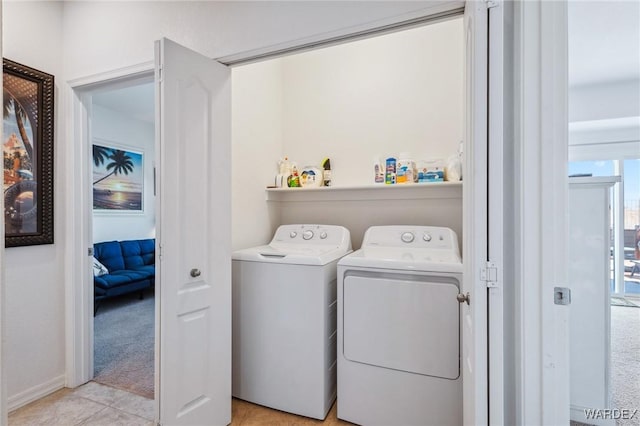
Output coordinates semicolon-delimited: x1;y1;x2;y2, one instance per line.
374;157;384;184
385;157;397;185
417;159;445;183
396;153;416;184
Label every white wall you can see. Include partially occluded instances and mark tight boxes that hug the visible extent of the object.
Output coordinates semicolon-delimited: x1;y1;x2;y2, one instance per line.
568;0;640;161
569;79;640;123
3;0;66;407
231;60;283;251
231;19;464;249
91;104;155;243
62;1;443;81
568;79;640;160
281;18;464;186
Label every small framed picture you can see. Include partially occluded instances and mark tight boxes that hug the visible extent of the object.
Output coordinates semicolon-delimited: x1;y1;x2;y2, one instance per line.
92;140;144;213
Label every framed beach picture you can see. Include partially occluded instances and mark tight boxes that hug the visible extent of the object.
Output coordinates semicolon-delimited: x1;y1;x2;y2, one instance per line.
3;58;55;247
92;141;144;213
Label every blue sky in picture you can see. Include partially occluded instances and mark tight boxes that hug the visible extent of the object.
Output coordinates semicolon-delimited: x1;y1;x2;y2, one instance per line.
93;148;143;193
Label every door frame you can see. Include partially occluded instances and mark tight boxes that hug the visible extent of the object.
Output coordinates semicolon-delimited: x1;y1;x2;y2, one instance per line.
0;4;6;425
512;1;569;424
65;4;495;425
65;62;156;390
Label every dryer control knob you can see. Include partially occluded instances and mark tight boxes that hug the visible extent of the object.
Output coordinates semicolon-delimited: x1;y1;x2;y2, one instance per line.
303;230;314;240
319;231;328;239
289;231;297;238
401;232;415;243
423;233;432;242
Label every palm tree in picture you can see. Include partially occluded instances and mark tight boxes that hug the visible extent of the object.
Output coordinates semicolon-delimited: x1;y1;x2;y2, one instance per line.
92;145;111;167
3;93;34;161
93;149;135;185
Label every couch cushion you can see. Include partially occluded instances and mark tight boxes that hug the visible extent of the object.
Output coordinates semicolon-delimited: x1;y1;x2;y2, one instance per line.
121;239;155;269
94;273;134;290
110;269;152;282
130;264;155;277
94;241;125;272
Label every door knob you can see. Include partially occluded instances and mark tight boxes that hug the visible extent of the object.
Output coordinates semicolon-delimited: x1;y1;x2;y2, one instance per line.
457;292;470;305
190;268;201;278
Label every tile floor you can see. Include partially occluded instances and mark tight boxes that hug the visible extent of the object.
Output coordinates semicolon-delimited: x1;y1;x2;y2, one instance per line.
9;381;353;425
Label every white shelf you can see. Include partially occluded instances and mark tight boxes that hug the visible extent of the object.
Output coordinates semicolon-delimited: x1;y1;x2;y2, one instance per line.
265;181;463;202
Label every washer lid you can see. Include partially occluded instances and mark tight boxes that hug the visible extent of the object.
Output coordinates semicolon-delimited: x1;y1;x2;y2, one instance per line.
233;244;351;265
233;224;352;265
338;247;463;273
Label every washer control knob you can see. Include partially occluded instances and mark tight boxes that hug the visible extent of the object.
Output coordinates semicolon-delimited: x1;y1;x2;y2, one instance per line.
289;231;297;238
320;231;328;239
303;230;314;240
401;232;415;243
423;233;432;242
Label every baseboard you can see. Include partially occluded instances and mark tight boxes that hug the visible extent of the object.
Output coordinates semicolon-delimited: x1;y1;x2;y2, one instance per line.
8;375;66;412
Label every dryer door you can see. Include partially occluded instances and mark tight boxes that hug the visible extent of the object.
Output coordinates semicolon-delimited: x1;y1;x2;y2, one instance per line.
343;273;460;379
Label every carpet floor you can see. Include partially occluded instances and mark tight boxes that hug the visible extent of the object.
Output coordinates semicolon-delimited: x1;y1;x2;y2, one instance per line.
93;288;155;399
610;305;640;426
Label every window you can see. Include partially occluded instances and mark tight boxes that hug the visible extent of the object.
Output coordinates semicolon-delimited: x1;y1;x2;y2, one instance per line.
568;160;615;177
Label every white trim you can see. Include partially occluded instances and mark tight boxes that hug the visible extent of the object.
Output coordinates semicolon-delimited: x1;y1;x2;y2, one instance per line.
569;141;640;161
488;1;504;424
540;2;569;424
463;1;489;424
7;375;65;412
218;2;464;66
0;3;6;424
613;161;625;296
64;88;94;388
68;62;154;89
514;0;569;424
65;66;155;389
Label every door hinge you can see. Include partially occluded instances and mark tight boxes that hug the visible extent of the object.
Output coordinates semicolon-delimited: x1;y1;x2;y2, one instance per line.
485;0;499;9
88;247;94;256
481;261;498;288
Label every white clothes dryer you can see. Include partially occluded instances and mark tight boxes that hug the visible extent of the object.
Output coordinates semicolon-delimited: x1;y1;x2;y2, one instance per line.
337;225;463;426
232;224;352;419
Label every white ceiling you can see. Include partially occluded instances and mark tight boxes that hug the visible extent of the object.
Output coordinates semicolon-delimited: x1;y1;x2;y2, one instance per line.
569;1;640;87
92;3;639;118
92;82;155;123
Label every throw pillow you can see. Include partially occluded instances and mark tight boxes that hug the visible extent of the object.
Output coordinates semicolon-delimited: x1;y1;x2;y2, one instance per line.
93;257;109;277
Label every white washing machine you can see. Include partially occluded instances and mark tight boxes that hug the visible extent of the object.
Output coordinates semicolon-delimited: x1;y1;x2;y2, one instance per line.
337;225;463;426
232;224;352;419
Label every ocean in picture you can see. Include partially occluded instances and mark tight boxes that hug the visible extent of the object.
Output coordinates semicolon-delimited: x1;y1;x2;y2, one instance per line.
93;188;142;210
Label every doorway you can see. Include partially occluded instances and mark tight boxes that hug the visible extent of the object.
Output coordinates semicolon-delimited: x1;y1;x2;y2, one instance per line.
567;1;640;423
90;81;156;399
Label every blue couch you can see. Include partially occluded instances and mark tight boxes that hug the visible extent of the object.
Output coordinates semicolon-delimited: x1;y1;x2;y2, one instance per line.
93;239;155;310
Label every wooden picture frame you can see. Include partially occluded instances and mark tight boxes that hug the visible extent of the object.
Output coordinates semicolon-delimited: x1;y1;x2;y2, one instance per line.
3;58;54;247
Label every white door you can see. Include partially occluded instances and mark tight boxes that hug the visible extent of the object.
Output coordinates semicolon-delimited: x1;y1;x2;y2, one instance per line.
155;38;231;425
462;1;489;425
